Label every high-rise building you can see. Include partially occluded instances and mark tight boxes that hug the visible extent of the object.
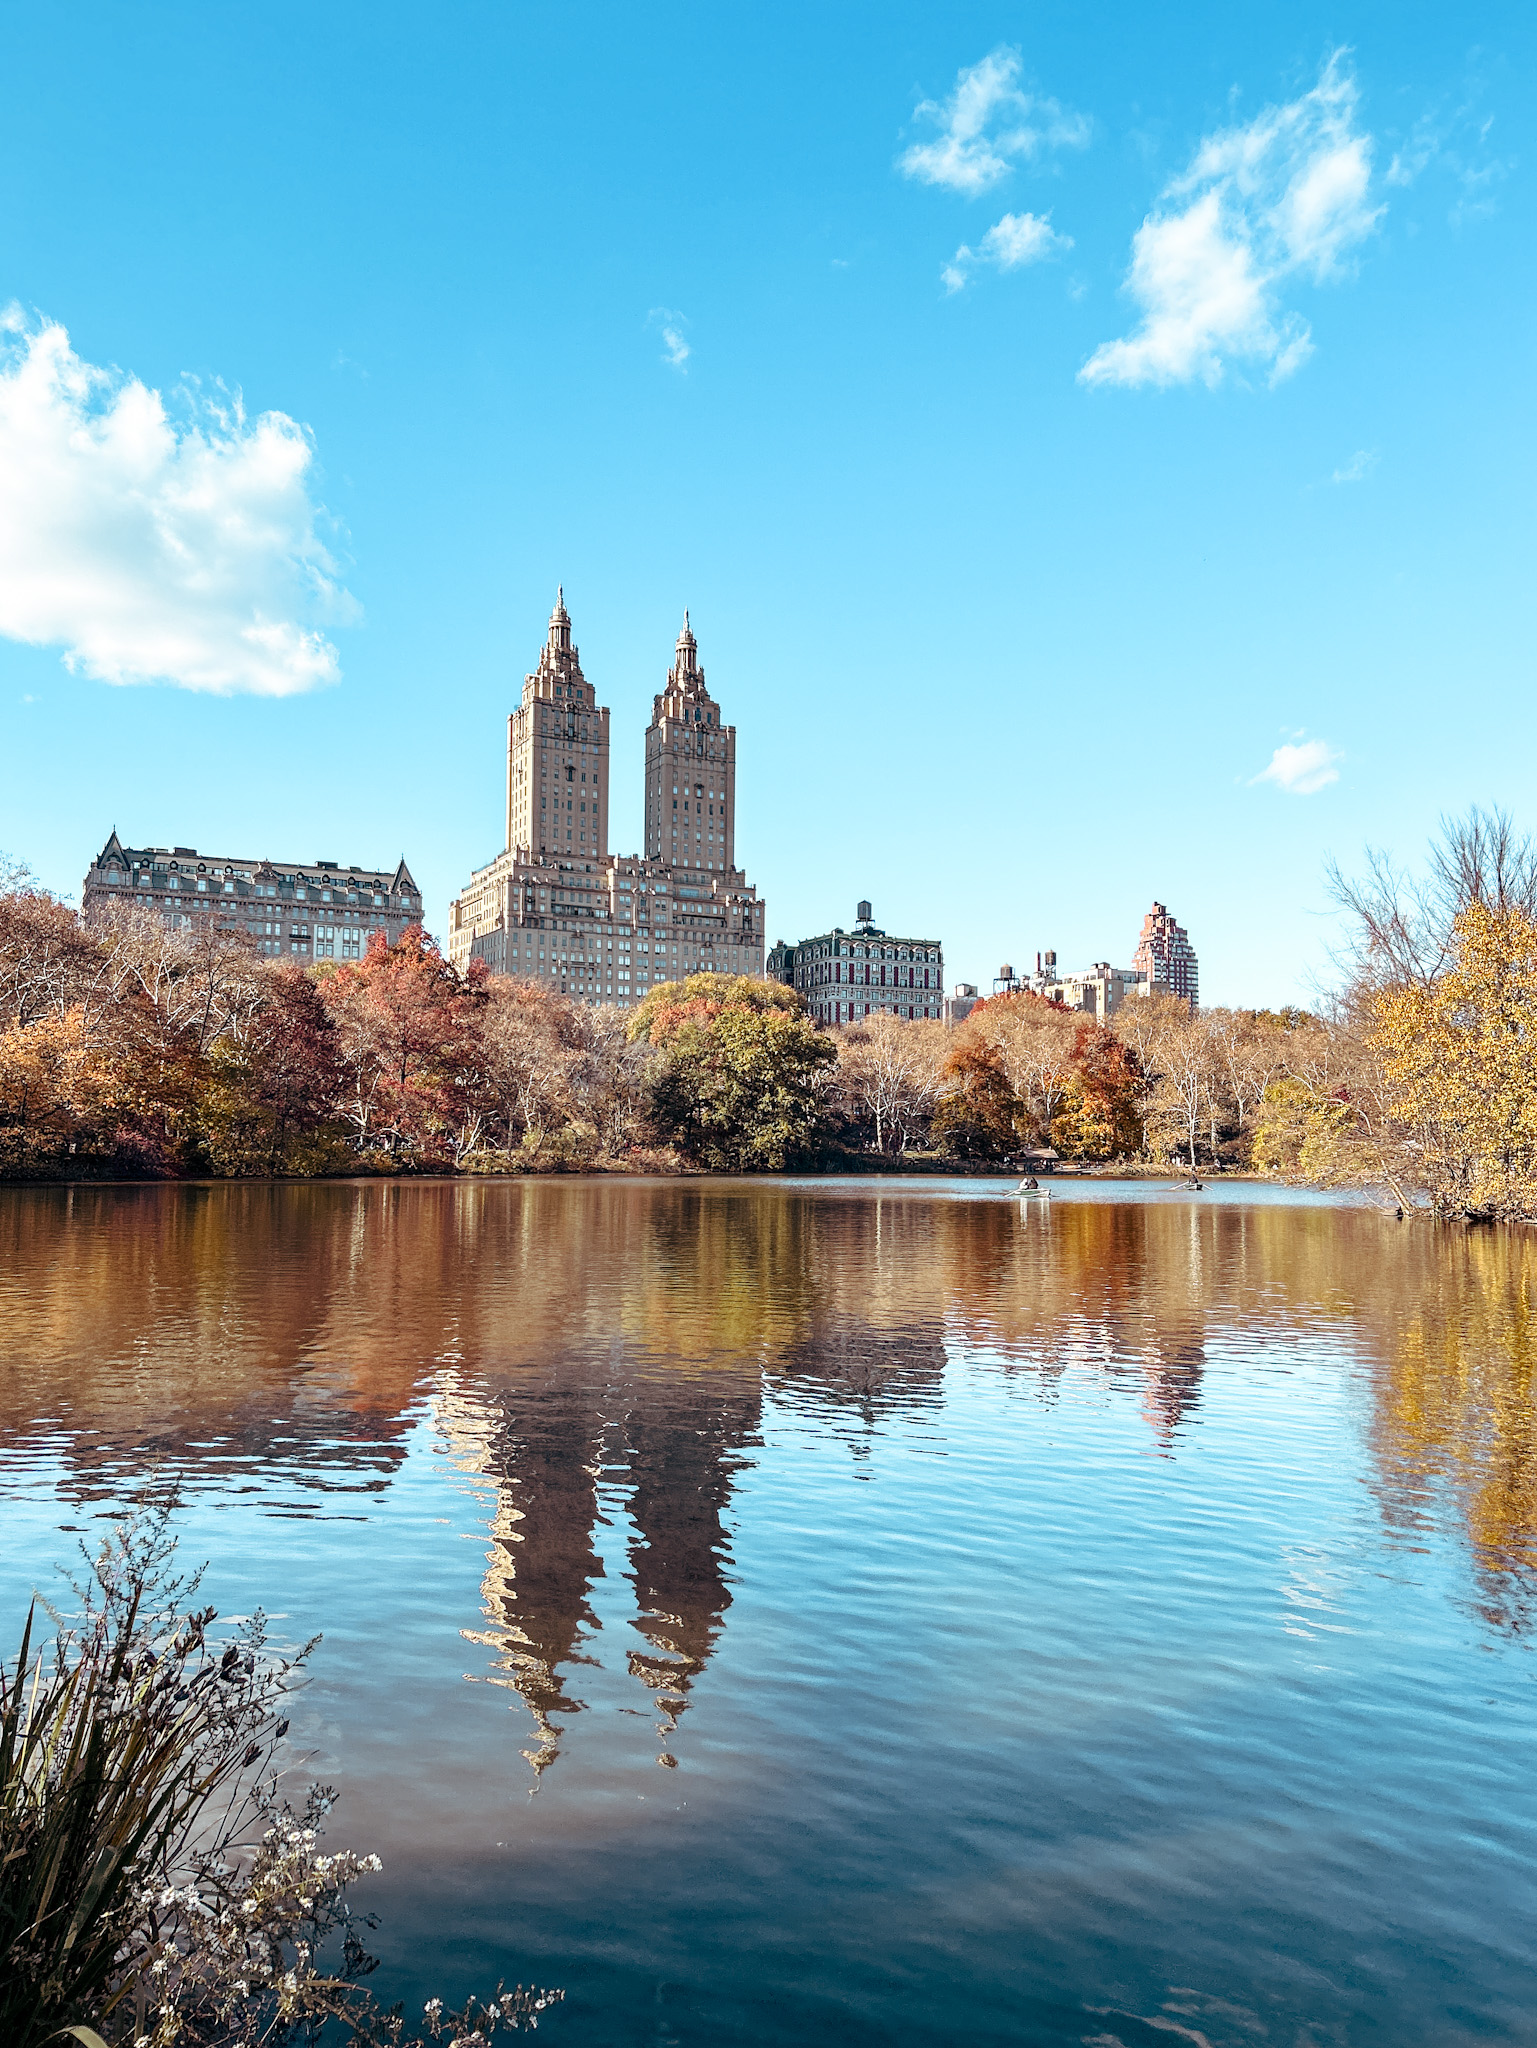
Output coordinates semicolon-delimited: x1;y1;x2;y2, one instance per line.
81;834;422;961
504;588;611;860
645;614;737;875
448;595;765;1006
1133;901;1199;1007
769;901;944;1026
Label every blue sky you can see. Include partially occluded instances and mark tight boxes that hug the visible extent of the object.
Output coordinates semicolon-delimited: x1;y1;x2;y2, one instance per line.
0;2;1530;1003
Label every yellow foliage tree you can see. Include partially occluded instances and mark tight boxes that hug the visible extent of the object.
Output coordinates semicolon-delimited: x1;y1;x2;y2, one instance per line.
1373;901;1537;1220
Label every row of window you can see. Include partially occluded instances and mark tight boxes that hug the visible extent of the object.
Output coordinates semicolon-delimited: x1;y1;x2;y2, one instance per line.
814;1002;940;1023
802;963;937;989
803;941;940;962
104;871;415;909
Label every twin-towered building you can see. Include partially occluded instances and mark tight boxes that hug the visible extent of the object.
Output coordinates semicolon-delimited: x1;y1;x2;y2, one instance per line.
447;594;765;1005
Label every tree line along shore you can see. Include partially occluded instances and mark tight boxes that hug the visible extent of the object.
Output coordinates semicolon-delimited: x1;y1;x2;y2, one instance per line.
3;811;1536;1221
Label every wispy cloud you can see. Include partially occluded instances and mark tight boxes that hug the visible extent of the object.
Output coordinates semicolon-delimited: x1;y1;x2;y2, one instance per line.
943;210;1072;292
1250;736;1342;795
1330;448;1377;484
1081;52;1381;390
648;307;690;372
900;47;1088;197
0;309;352;695
1386;76;1512;224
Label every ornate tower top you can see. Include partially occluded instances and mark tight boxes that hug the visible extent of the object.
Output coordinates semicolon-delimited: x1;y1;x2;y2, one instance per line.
548;586;572;654
668;611;702;693
525;587;589;703
645;610;736;873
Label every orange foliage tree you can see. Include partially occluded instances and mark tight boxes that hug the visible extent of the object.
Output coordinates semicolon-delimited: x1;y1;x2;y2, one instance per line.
320;927;486;1164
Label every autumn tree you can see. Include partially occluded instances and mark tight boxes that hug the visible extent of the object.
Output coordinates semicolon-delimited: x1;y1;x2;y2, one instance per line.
1051;1023;1142;1160
962;992;1079;1145
631;972;834;1171
1264;811;1537;1217
468;978;650;1164
1204;1007;1298;1147
1370;901;1537;1219
320;927;484;1163
0;885;107;1031
199;967;349;1175
1327;805;1537;991
831;1013;948;1154
930;1038;1019;1160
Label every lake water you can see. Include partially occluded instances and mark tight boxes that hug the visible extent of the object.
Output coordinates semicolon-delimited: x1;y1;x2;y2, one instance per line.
3;1177;1536;2045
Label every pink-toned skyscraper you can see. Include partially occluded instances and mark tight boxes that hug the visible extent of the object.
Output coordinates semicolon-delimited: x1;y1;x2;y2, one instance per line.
1133;901;1199;1008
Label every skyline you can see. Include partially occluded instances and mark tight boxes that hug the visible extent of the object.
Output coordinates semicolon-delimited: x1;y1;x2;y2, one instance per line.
1;2;1531;1003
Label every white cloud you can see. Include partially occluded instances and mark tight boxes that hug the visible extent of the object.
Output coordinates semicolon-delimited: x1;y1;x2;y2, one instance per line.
1250;737;1342;795
1081;52;1381;390
900;47;1088;197
648;307;690;372
0;309;351;695
943;210;1072;292
1330;448;1377;484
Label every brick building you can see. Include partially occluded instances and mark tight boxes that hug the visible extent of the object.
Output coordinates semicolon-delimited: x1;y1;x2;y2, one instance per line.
448;594;764;1006
770;902;943;1026
81;834;421;961
1133;900;1199;1007
1019;901;1200;1018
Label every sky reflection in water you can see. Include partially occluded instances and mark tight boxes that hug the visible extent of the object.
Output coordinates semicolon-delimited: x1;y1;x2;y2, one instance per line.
2;1177;1536;2046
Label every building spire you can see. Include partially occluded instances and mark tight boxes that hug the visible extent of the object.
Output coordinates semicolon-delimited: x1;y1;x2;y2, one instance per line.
548;585;571;654
672;610;698;684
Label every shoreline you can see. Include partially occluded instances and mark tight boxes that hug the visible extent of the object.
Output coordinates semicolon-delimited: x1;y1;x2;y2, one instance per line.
0;1162;1304;1191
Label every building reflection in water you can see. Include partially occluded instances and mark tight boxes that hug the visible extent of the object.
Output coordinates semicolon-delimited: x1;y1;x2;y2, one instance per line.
450;1383;608;1772
7;1177;1537;1763
622;1379;759;1755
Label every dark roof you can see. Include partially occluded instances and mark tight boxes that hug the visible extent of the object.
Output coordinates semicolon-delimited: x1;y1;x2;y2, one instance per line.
90;836;419;892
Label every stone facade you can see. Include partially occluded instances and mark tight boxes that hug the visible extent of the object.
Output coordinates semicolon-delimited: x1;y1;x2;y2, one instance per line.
448;596;765;1006
1133;901;1199;1007
645;613;737;873
81;834;422;961
1033;960;1144;1022
770;902;943;1027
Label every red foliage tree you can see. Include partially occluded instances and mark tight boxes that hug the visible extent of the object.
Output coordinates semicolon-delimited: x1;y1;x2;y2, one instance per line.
320;927;484;1163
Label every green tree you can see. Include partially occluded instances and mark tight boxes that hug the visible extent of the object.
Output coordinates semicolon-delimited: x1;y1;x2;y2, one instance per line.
633;973;834;1170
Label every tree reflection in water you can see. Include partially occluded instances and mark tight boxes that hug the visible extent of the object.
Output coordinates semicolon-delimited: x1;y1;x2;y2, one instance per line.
4;1178;1537;1755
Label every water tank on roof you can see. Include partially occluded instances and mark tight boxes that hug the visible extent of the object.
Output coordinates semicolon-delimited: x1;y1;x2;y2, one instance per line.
999;963;1015;982
857;899;872;923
